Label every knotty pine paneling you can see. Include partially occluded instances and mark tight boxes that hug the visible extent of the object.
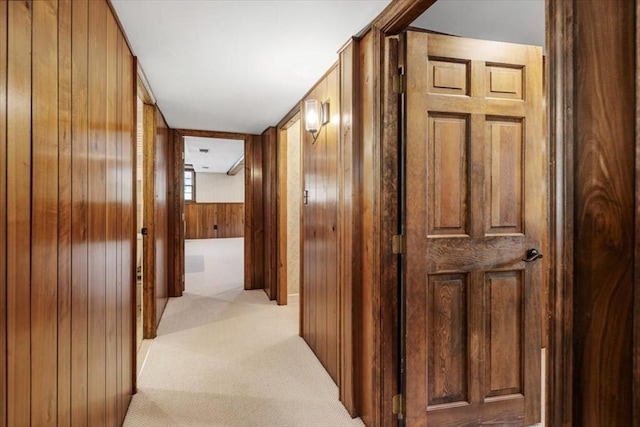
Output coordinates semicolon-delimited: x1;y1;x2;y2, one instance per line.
301;65;340;384
1;0;137;425
185;203;244;239
574;0;635;424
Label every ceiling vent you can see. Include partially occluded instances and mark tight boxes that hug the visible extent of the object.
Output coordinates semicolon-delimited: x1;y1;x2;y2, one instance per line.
199;148;209;153
202;166;209;170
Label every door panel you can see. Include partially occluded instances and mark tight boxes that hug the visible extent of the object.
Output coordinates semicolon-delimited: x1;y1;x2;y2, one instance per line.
405;31;543;426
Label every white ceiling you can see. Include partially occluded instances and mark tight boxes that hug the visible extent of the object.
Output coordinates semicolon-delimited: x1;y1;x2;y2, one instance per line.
184;137;244;174
412;0;544;47
111;0;390;134
113;1;544;136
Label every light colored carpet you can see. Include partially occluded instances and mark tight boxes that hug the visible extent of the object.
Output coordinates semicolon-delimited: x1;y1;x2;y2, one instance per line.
124;238;363;427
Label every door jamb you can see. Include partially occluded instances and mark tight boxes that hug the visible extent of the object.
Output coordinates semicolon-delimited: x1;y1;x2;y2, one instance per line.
275;106;302;306
172;129;255;295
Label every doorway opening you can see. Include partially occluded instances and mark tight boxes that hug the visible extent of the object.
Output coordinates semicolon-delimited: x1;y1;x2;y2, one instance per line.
399;1;547;425
135;96;145;356
183;137;246;296
277;112;302;307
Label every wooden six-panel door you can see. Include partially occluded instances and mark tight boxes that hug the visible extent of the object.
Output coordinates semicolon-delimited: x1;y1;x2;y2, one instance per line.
404;31;544;426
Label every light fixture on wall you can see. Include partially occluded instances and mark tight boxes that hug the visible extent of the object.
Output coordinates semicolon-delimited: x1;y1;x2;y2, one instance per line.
305;98;329;143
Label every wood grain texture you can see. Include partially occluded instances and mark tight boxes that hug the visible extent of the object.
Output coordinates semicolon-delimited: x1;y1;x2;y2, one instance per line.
380;34;401;427
251;134;265;290
547;1;575;425
170;130;184;297
371;0;436;35
70;1;89;423
104;10;118;426
87;2;108;422
2;1;136;424
357;30;376;427
404;31;543;426
31;1;59;424
57;0;72;424
338;40;359;417
244;135;253;290
574;0;635;424
263;127;278;301
142;104;170;337
0;1;7;426
7;2;32;424
120;37;135;417
301;65;340;384
185;203;244;239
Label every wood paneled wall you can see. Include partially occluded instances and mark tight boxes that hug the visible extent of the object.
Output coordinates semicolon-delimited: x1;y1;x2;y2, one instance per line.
301;65;340;384
573;0;635;424
0;0;136;425
143;104;169;337
185;203;244;239
338;40;360;417
262;127;278;300
246;134;263;290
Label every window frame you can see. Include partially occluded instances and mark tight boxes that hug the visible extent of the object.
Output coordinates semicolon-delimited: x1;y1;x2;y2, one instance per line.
184;166;196;203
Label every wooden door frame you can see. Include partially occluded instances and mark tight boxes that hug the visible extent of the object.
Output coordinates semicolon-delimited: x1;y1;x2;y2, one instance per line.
172;129;256;295
364;0;622;425
137;69;157;340
276;106;302;306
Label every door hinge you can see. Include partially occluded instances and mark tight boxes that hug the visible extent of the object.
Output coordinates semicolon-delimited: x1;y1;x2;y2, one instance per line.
182;151;185;160
393;73;405;94
392;393;404;416
392;234;405;255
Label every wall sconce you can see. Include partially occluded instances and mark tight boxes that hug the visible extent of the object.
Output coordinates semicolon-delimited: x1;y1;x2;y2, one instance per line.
305;98;329;143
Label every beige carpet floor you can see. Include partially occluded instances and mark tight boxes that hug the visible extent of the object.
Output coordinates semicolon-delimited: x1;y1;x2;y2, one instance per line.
124;238;363;427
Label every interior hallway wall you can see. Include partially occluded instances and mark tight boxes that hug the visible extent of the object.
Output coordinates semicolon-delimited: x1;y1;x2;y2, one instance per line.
0;0;136;425
301;65;340;384
196;171;245;203
286;121;301;295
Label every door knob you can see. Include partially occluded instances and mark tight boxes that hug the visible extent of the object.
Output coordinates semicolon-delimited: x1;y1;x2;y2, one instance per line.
522;248;543;262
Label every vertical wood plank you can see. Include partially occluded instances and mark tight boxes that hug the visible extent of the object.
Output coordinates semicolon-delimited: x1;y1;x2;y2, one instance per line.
252;135;265;289
7;1;32;425
0;1;7;425
105;10;118;427
115;28;123;425
170;131;184;297
244;135;253;289
358;30;375;426
380;35;400;427
70;0;89;424
326;65;340;382
57;0;73;424
31;1;59;425
120;42;135;411
87;0;107;423
142;103;156;338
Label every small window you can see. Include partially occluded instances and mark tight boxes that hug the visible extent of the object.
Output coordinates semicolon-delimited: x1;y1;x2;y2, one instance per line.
184;168;195;202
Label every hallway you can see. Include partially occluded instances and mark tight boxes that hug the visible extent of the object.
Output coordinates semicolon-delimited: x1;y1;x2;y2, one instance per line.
124;238;362;426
